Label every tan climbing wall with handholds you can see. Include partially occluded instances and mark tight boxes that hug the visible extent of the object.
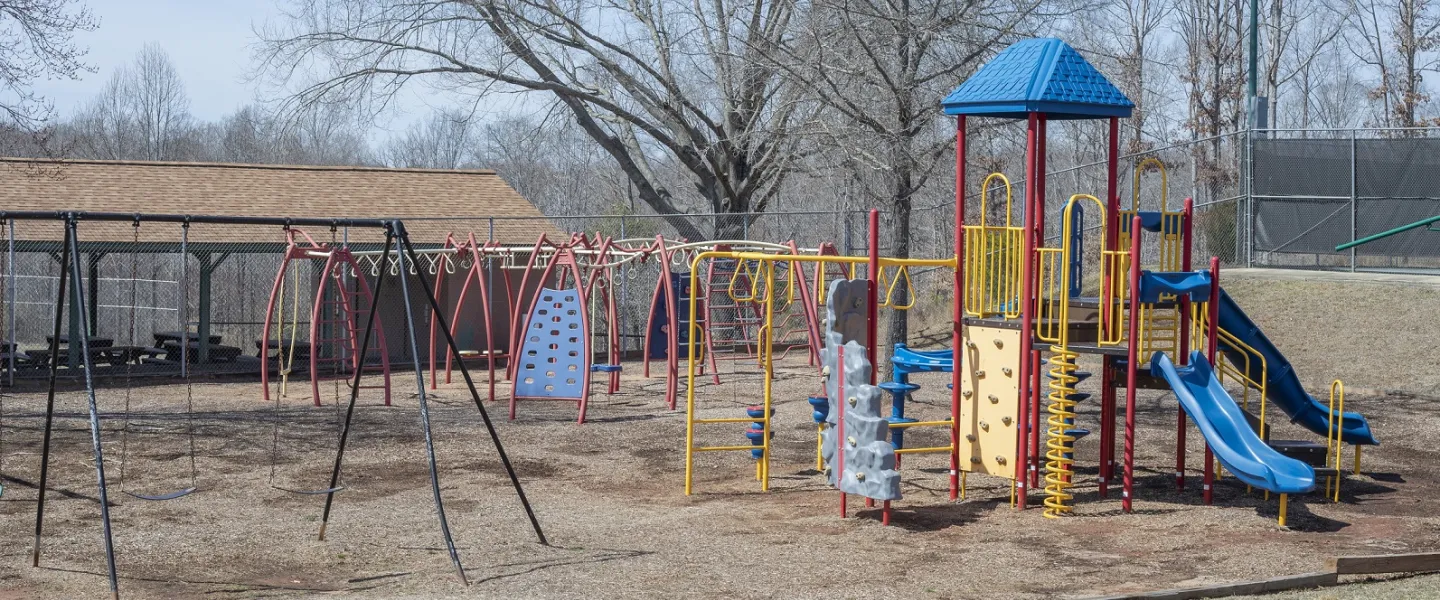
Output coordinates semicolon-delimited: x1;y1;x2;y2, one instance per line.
958;325;1021;478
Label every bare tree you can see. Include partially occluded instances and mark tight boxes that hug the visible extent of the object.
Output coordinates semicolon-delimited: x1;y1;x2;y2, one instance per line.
1347;0;1440;127
0;0;97;130
72;68;135;158
276;101;374;165
1086;0;1173;150
131;42;190;160
69;44;192;160
769;0;1042;351
384;109;477;169
260;0;813;240
477;113;631;216
214;104;280;163
1258;0;1346;127
1297;49;1368;128
1175;0;1244;201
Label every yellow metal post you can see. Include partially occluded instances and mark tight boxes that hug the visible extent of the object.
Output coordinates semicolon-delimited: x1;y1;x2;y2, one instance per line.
683;265;703;495
760;260;775;491
1329;380;1345;503
1278;493;1288;527
1044;194;1107;519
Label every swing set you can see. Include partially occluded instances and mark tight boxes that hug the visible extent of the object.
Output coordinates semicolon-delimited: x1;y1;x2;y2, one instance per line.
13;212;545;599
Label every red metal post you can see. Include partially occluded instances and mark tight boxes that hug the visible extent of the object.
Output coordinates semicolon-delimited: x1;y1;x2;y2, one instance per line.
866;209;879;510
1124;215;1142;512
1101;116;1120;490
1203;256;1220;504
1031;114;1049;491
950;115;966;501
1015;112;1038;509
838;344;848;517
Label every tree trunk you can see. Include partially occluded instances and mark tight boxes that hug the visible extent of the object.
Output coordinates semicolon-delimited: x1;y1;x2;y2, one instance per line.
886;163;912;376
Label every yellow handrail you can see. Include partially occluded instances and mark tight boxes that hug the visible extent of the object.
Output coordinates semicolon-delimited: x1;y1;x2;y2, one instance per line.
1131;157;1168;212
1195;305;1272;495
1043;193;1107;518
876;265;891;306
727;259;760;302
881;265;915;310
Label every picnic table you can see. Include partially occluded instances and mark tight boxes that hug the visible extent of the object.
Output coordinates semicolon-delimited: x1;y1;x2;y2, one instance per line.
153;331;223;346
28;345;158;367
159;340;242;364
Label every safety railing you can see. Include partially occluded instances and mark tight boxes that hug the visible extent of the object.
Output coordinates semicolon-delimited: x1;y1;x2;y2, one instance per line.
1034;247;1064;343
1098;247;1130;347
683;250;956;495
962;173;1024;320
877;265;916;310
1193;303;1272;492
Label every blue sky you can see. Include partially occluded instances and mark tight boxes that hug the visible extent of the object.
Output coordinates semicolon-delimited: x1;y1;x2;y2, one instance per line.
37;0;274;121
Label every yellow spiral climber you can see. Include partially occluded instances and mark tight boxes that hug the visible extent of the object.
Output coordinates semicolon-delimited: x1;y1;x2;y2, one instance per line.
1043;346;1081;518
1042;193;1107;518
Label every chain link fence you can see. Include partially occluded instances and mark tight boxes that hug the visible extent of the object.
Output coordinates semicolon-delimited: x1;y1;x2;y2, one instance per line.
1248;128;1440;272
8;126;1438;384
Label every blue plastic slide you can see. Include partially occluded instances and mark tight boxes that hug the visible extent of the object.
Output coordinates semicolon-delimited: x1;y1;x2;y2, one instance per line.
1151;352;1317;494
1215;288;1378;446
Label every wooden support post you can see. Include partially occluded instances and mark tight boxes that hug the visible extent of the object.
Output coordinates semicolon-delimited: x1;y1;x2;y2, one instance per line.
198;254;213;364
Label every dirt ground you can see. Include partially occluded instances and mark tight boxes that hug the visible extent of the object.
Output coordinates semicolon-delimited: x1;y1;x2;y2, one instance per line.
2;273;1438;599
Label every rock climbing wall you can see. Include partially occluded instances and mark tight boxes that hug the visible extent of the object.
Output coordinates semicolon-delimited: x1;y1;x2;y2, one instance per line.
819;279;901;501
958;325;1021;478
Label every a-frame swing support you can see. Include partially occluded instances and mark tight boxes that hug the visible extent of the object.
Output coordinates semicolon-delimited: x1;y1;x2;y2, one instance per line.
24;213;547;599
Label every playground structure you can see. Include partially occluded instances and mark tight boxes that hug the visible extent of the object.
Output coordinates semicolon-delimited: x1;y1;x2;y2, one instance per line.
0;36;1416;600
682;37;1379;527
643;238;828;411
253;221;839;425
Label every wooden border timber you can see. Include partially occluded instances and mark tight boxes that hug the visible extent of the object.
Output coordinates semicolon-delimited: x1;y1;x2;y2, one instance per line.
1086;552;1440;599
1082;569;1342;598
1327;552;1440;575
1083;572;1339;600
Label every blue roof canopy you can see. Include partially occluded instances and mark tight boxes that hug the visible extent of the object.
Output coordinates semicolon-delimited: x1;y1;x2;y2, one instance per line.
942;38;1134;120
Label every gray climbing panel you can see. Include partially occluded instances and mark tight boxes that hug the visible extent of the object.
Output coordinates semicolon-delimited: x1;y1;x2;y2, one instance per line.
819;279;901;501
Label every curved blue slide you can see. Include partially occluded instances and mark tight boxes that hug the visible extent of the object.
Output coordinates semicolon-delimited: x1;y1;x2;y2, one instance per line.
1151;352;1317;494
1215;288;1378;446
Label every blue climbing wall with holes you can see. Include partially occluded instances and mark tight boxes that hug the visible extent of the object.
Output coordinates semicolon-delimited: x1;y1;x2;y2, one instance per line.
647;272;693;359
515;288;589;399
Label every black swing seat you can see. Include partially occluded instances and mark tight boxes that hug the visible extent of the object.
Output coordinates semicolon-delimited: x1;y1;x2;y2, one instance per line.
273;485;345;495
123;486;196;501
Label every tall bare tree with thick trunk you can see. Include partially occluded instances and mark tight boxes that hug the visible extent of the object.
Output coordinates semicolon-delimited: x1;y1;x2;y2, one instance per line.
765;0;1041;354
260;0;813;240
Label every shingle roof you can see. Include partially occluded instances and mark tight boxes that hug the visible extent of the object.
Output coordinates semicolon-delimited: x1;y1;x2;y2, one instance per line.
0;157;562;244
941;38;1134;120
